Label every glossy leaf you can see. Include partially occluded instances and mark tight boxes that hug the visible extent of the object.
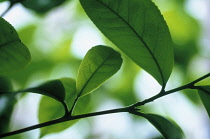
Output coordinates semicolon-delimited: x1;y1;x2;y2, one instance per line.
0;17;31;76
134;113;184;139
21;0;66;13
39;79;90;137
198;86;210;118
23;79;65;102
80;0;174;86
76;45;122;97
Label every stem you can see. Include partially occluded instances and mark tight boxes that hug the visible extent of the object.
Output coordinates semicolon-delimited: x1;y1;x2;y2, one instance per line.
0;118;64;138
0;73;209;138
189;73;210;85
69;96;79;115
192;86;210;95
132;72;210;107
0;107;130;138
61;101;69;116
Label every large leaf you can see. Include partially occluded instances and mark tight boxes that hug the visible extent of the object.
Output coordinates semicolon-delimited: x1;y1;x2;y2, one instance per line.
22;79;66;102
0;17;31;76
136;113;184;139
21;0;66;13
198;86;210;118
76;45;122;97
39;78;90;137
80;0;174;86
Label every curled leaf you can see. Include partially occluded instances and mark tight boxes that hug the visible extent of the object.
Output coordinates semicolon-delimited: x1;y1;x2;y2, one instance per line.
23;79;65;102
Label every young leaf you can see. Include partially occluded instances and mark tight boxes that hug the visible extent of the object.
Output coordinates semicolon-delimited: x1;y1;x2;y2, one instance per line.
0;17;31;76
60;78;77;108
21;0;66;13
76;45;122;97
38;96;70;138
39;95;90;138
23;79;66;102
198;86;210;118
80;0;174;86
39;78;90;138
133;112;184;139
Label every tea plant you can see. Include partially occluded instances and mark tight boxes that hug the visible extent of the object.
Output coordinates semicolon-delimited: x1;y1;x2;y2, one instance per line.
0;0;209;138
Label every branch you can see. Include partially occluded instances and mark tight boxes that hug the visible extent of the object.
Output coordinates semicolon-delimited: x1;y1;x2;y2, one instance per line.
132;72;210;107
0;106;131;138
0;72;209;138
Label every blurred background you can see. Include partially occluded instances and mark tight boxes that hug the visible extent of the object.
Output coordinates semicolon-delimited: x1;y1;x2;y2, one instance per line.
0;0;209;138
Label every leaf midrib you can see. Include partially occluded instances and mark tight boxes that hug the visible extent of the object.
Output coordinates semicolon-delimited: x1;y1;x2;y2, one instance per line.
78;50;115;96
97;0;165;86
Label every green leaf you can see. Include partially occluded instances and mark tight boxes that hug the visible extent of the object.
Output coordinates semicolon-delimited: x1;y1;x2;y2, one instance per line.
0;77;13;93
198;86;210;118
39;96;68;137
80;0;174;86
0;0;7;2
134;113;184;139
0;17;31;76
23;79;66;102
21;0;66;13
39;78;90;137
76;45;122;97
0;77;16;134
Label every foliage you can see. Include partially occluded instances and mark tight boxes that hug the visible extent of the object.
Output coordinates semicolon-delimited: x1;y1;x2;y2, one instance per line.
0;17;30;75
0;0;209;138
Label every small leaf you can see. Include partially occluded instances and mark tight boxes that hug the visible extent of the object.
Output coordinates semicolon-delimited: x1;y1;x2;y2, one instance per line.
76;45;122;97
60;78;77;108
134;113;184;139
23;79;65;102
39;78;90;137
198;86;210;118
21;0;66;13
0;17;31;76
80;0;174;86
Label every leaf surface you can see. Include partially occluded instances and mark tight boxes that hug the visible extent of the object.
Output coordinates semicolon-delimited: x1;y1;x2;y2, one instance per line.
21;0;66;13
39;78;90;137
23;79;66;102
80;0;174;86
141;113;184;139
198;86;210;118
76;45;122;97
0;17;31;76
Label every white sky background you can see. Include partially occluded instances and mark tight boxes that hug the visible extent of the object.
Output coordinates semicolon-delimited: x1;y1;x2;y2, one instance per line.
0;0;210;138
